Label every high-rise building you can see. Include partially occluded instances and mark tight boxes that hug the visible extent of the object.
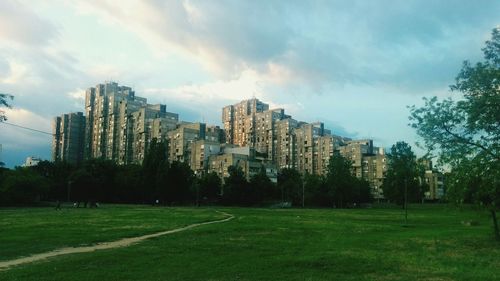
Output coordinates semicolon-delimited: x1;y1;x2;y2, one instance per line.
52;112;85;165
222;99;357;176
419;158;445;200
222;98;269;147
338;140;388;198
294;122;327;174
83;82;178;164
275;118;299;169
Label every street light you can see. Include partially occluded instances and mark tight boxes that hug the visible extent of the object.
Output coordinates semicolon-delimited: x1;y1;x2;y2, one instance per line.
404;178;408;226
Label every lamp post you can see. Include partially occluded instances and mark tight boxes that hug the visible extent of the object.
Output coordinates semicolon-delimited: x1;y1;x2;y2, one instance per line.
302;177;305;208
404;177;408;226
67;180;72;203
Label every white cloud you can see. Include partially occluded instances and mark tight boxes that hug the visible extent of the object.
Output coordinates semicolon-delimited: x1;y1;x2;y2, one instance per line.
67;88;85;101
1;108;52;149
0;0;59;46
0;60;28;84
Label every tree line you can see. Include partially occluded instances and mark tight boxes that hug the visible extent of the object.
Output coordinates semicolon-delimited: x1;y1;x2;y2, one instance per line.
0;140;375;207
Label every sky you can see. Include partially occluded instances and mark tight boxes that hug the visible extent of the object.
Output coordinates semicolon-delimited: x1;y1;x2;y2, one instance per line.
0;0;499;167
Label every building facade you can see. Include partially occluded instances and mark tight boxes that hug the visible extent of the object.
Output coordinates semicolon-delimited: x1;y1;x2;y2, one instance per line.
83;82;178;164
52;112;85;165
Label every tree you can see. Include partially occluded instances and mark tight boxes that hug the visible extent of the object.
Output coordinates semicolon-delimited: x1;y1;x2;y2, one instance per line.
304;173;329;207
198;172;222;204
0;168;49;205
355;178;373;204
325;152;358;208
277;168;302;206
114;164;143;203
168;161;194;204
382;142;421;206
409;28;500;240
142;138;169;204
30;160;75;201
249;165;276;204
0;93;13;122
222;165;249;205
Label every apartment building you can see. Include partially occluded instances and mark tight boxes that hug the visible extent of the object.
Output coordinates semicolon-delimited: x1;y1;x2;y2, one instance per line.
294;122;327;174
83;82;178;164
52;112;85;165
362;147;387;199
419;159;445;200
207;145;277;182
254;108;288;161
167;122;206;163
222;98;269;147
338;140;387;198
275;118;299;169
189;140;221;175
221;99;360;176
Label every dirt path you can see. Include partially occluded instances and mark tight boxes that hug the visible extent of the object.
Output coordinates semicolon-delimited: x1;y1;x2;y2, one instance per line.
0;211;234;271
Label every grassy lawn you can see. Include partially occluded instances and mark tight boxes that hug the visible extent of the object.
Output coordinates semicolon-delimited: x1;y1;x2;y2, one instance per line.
0;204;225;261
1;205;499;280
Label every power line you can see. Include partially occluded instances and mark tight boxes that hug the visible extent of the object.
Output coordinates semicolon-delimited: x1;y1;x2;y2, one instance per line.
0;121;53;136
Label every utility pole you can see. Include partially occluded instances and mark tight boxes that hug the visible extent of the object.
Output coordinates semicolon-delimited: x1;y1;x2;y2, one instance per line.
302;178;305;208
67;180;72;203
404;178;408;225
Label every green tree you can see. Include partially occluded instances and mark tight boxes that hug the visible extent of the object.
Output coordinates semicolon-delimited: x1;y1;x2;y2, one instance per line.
0;93;13;122
31;160;75;201
355;178;373;204
142;138;169;204
325;152;357;208
114;164;143;203
249;165;276;204
0;168;49;205
382;142;421;206
222;165;249;205
168;161;194;204
409;28;500;240
304;173;329;207
198;172;222;204
277;168;302;206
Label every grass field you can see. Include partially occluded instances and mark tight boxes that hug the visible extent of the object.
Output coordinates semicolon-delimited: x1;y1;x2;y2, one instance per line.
1;204;499;280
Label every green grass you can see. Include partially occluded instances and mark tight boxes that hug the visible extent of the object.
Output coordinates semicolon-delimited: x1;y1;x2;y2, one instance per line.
1;205;499;280
0;204;225;261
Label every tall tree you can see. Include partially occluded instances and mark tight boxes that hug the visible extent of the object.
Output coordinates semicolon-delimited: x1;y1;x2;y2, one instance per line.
198;171;222;204
0;93;13;122
142;138;169;204
325;152;357;208
382;142;421;206
0;168;49;205
222;165;249;205
409;28;500;240
168;161;194;204
277;168;302;206
303;173;329;207
249;165;276;204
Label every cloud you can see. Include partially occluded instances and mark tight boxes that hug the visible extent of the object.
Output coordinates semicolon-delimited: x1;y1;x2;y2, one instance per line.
0;0;59;46
0;107;52;167
78;0;500;94
1;108;52;149
0;59;28;84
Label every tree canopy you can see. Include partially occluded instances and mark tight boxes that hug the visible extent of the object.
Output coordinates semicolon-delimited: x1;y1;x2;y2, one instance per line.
409;28;500;240
382;141;421;205
0;93;14;122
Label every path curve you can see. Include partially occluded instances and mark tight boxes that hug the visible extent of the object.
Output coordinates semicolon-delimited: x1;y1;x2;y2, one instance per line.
0;211;234;271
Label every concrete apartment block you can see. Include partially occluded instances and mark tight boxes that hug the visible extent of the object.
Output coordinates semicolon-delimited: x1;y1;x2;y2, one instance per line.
189;140;221;175
294;122;326;174
52;112;85;165
222;98;269;147
275;118;298;169
83;81;178;165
